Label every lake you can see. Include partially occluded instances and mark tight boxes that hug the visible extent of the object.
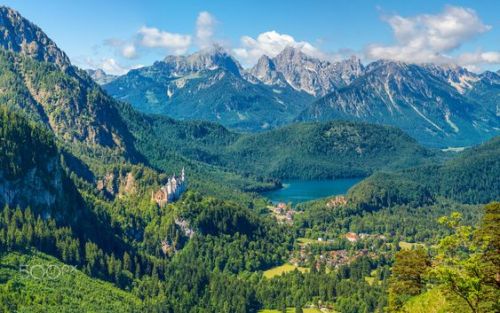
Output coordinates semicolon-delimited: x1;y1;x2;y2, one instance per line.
261;178;362;205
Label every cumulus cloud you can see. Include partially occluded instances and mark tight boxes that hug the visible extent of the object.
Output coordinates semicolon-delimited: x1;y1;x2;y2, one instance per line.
100;58;130;75
365;6;499;69
457;51;500;66
138;26;191;54
104;38;138;59
121;44;137;59
196;11;216;49
233;30;325;65
80;57;142;75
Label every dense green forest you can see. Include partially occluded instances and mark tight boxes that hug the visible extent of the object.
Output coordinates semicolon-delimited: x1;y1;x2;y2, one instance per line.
347;136;500;211
0;6;498;312
1;102;498;312
121;106;436;180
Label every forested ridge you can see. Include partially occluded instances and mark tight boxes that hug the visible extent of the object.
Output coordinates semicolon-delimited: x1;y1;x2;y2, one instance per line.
0;5;498;313
347;136;500;211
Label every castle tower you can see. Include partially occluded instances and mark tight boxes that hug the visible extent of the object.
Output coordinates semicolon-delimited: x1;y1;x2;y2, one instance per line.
152;168;187;207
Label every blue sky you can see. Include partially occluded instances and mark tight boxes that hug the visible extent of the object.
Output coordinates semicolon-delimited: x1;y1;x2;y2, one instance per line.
3;0;499;74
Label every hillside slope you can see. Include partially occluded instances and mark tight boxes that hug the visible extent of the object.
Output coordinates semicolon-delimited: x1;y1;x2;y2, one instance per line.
0;250;142;312
0;106;81;218
120;108;435;180
348;136;500;210
299;61;499;147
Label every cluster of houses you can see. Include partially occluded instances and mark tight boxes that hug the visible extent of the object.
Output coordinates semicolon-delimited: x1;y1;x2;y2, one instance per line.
290;231;387;269
270;202;300;224
318;249;374;269
326;195;348;208
345;232;387;243
290;244;374;270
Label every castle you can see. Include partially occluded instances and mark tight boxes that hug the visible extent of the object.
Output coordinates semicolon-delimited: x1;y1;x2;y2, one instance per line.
152;168;187;207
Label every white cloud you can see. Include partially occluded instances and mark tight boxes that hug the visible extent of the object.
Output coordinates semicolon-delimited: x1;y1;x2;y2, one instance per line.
233;30;325;65
121;44;137;59
100;58;129;75
456;51;500;71
103;39;138;59
80;57;142;75
196;11;216;49
138;26;191;54
365;6;499;70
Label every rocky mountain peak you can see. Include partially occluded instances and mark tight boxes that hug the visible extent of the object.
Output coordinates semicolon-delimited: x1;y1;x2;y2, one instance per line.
333;55;365;85
267;47;363;96
85;68;117;85
422;63;479;94
276;45;305;59
480;70;500;83
248;54;289;87
163;44;242;76
254;54;275;71
274;46;321;68
0;6;71;69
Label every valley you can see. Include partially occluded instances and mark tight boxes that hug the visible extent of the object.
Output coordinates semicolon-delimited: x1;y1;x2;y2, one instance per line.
0;4;498;313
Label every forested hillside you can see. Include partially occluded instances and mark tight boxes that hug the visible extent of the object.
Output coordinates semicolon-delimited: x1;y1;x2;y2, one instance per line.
0;5;498;313
121;109;435;180
347;136;500;211
0;106;88;221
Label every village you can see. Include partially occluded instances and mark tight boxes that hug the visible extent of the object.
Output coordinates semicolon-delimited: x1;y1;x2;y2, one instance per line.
267;196;387;270
268;195;348;224
289;233;386;271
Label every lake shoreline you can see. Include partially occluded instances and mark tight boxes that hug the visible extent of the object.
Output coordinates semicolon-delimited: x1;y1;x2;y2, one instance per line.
260;178;363;205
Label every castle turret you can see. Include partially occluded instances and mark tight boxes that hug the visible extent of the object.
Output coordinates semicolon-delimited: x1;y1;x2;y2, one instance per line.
152;168;187;207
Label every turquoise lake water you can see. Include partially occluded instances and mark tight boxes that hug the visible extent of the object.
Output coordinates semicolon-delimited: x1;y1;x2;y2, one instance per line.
261;178;362;205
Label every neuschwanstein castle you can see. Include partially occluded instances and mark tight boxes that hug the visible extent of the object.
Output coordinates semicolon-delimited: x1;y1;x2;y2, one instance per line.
152;168;187;207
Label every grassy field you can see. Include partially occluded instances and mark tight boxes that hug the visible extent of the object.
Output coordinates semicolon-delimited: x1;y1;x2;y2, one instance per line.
399;241;425;250
364;269;378;286
297;237;318;245
402;288;451;313
263;263;309;279
0;250;142;312
259;308;324;313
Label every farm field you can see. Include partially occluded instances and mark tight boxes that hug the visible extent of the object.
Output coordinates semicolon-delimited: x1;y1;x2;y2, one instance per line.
259;308;326;313
263;263;309;279
398;241;425;250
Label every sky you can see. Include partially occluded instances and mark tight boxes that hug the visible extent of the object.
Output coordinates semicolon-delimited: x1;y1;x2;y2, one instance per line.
3;0;499;74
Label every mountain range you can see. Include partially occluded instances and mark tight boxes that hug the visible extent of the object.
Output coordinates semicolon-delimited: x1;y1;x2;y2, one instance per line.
104;45;313;131
0;5;433;209
102;44;499;147
1;6;499;313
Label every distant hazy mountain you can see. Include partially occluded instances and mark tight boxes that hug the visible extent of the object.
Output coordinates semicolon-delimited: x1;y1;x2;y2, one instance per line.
250;46;365;96
104;43;498;146
298;60;499;147
85;68;117;85
102;45;366;131
1;6;430;186
103;46;313;131
469;70;500;117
